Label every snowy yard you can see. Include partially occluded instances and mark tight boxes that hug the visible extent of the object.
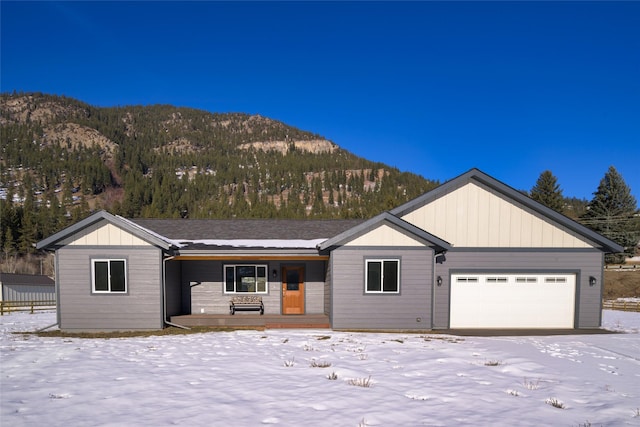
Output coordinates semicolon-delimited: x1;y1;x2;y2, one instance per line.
1;311;639;426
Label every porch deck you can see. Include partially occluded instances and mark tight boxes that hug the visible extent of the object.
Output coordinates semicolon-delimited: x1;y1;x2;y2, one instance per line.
170;313;331;329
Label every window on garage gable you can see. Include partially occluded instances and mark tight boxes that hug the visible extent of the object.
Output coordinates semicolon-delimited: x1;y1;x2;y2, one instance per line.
92;259;127;293
366;259;400;293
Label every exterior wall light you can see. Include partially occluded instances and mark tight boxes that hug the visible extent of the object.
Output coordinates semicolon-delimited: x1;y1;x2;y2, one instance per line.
589;276;597;286
272;269;278;278
437;276;443;286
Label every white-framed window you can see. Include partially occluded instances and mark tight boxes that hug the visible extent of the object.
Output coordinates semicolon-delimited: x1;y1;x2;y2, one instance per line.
365;259;400;293
92;259;127;293
456;277;479;283
224;265;268;293
486;277;508;283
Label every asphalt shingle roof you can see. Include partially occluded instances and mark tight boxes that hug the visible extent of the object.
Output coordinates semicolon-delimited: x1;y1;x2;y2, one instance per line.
131;218;365;241
0;273;55;286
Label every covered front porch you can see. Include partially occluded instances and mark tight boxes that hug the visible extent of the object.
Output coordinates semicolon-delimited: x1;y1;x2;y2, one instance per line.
165;255;331;319
170;313;331;329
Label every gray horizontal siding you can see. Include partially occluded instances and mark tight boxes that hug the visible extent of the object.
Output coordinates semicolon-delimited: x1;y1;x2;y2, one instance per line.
57;247;163;331
331;247;433;330
186;261;279;314
185;260;327;315
304;261;326;314
1;284;55;302
433;249;604;329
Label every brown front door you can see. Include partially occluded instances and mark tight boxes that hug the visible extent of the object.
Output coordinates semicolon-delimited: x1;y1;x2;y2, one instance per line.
282;266;305;314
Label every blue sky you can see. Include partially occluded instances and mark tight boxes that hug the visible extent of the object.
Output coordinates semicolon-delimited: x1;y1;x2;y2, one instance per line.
2;1;638;201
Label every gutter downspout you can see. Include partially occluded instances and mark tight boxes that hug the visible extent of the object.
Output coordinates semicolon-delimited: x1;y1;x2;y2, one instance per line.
36;322;59;332
162;255;190;330
431;251;436;330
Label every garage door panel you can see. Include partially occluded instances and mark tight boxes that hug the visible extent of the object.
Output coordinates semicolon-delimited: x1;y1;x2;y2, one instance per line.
450;274;575;328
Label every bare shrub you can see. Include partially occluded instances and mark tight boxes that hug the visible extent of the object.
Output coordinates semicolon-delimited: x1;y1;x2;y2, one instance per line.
326;371;338;380
310;359;332;368
283;357;295;367
545;398;565;409
523;377;540;390
347;375;372;388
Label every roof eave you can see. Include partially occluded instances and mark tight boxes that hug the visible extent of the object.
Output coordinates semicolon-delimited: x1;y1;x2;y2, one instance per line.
319;212;451;252
36;210;175;251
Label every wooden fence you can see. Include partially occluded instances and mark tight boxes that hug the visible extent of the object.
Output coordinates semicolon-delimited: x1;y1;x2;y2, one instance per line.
0;300;56;315
602;300;640;312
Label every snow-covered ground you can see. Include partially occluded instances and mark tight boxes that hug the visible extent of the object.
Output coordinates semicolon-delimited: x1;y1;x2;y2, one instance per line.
2;311;639;426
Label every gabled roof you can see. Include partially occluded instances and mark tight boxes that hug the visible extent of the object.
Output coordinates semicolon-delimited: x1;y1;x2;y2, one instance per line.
132;218;364;241
36;211;177;250
132;218;364;250
318;212;451;253
390;168;624;253
0;273;54;286
36;211;365;251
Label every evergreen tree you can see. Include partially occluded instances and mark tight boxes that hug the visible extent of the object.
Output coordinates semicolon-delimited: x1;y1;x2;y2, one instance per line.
3;225;16;259
582;166;638;262
530;170;564;212
0;92;466;269
562;197;588;219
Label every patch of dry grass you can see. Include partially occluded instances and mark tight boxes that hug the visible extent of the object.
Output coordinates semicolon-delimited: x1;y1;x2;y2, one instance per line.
23;326;262;339
603;270;640;299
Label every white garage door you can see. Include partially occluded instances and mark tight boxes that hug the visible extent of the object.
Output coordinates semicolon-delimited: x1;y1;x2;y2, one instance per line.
450;273;576;328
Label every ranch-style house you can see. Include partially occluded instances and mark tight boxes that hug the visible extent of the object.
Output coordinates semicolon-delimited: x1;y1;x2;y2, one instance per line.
36;169;622;332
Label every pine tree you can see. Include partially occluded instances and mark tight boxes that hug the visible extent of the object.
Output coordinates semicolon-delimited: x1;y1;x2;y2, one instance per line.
582;166;638;262
530;170;564;212
3;226;16;259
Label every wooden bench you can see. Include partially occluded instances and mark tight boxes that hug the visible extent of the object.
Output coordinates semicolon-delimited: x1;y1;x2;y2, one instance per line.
229;295;264;315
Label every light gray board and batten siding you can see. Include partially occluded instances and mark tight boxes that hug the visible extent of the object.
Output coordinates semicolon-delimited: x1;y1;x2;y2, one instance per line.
433;249;605;329
56;246;164;331
391;169;623;254
330;246;435;330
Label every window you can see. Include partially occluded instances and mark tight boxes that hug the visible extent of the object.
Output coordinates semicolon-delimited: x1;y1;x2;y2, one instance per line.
516;277;537;283
225;265;268;293
486;277;508;283
366;259;399;293
92;259;126;293
456;277;479;283
545;277;567;283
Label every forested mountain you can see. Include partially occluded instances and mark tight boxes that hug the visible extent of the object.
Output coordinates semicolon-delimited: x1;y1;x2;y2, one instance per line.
2;92;634;275
1;92;439;257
